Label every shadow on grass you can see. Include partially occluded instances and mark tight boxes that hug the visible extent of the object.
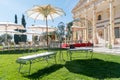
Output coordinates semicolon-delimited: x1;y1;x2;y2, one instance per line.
65;58;120;79
0;48;63;55
43;47;67;51
0;49;40;55
25;64;63;80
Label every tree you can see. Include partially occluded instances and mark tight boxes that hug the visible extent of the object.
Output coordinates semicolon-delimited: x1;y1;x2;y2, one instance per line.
14;14;19;44
57;22;65;48
66;22;73;40
57;22;65;38
1;34;12;43
0;36;2;43
14;14;27;44
21;14;26;28
20;14;27;42
32;35;38;44
14;14;18;24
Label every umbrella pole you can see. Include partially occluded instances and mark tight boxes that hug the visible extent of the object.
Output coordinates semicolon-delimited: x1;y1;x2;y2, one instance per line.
45;17;48;48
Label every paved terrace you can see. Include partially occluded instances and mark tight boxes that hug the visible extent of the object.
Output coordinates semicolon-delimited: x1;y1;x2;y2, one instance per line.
93;44;120;55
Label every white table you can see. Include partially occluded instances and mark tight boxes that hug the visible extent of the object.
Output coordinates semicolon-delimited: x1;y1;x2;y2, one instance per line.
16;52;57;74
67;47;93;60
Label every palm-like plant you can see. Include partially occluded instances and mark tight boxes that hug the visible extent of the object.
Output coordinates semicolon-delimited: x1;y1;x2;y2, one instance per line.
57;22;65;41
1;34;12;43
27;4;65;47
0;36;2;43
57;22;65;48
66;22;73;41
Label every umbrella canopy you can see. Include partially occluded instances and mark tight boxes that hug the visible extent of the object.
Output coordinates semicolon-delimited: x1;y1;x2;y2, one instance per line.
26;4;65;21
26;4;65;47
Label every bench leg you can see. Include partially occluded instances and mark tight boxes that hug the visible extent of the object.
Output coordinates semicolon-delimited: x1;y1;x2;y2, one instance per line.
19;64;23;72
29;61;32;74
61;52;64;61
66;50;70;60
69;51;72;60
59;50;64;61
90;51;94;59
54;55;57;64
45;57;49;64
86;51;89;58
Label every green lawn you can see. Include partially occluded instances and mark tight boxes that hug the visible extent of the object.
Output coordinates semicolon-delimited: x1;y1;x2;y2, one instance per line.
0;49;120;80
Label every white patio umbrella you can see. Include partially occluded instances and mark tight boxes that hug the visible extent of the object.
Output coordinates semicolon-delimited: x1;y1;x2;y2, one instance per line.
26;4;65;47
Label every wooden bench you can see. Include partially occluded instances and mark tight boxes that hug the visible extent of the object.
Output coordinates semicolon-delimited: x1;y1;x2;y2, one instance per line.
16;52;57;74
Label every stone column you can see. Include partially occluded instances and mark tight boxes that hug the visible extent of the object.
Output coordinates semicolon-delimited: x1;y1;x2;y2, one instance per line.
72;29;76;41
83;28;85;42
84;8;88;42
109;0;115;48
92;3;97;46
72;29;74;41
104;26;107;47
108;24;110;46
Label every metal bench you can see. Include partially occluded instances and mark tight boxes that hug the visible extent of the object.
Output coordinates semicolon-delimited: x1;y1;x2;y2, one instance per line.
16;51;57;74
67;47;93;60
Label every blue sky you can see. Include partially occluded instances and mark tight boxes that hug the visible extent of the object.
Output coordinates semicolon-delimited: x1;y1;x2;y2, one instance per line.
0;0;79;28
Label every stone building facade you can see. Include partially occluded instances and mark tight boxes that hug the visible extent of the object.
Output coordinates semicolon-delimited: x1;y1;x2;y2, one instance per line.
72;0;120;48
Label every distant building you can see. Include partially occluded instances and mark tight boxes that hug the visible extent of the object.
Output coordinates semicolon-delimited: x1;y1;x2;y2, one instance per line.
72;0;120;48
0;22;24;31
0;22;25;43
28;25;57;33
27;25;57;41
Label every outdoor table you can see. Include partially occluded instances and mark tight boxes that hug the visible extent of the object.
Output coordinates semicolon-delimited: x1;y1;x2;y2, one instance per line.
67;47;93;60
16;51;57;74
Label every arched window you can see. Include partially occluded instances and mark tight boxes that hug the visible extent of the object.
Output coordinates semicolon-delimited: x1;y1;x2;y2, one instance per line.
98;15;102;20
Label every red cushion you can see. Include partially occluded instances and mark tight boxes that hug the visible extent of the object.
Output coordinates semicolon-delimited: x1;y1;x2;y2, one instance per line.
73;43;81;47
72;42;93;47
62;44;69;48
62;42;93;48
